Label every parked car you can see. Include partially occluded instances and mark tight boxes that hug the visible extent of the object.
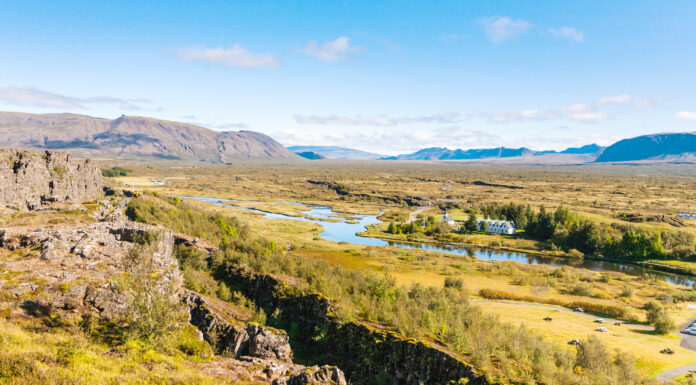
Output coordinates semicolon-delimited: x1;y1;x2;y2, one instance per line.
595;327;609;332
594;319;605;323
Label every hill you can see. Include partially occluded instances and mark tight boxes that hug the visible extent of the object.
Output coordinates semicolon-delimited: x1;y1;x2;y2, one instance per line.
0;112;297;162
287;146;384;160
596;132;696;162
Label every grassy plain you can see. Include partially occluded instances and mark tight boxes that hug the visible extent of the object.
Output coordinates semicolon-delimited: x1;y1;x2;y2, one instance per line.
102;160;696;377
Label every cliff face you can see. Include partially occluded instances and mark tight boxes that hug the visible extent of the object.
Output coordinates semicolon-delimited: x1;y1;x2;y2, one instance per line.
221;264;488;385
0;149;102;210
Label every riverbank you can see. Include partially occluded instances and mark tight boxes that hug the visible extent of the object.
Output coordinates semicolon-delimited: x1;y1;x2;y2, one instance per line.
361;225;696;286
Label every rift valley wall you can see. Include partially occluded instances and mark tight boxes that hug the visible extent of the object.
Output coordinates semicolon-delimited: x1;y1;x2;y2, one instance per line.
221;265;489;385
0;149;102;210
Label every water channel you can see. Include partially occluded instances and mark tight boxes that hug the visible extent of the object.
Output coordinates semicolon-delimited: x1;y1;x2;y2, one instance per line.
181;196;695;287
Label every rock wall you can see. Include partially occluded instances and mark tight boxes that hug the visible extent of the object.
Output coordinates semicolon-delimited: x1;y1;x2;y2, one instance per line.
0;149;102;210
220;264;489;385
184;291;346;385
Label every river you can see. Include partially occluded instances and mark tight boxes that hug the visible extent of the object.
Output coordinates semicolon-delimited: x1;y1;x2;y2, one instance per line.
181;196;695;287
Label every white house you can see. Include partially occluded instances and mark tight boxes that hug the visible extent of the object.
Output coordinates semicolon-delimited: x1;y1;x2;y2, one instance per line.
441;211;456;226
477;218;516;235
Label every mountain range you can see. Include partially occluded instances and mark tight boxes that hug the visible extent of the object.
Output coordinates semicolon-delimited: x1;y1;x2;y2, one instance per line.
0;112;296;162
287;146;385;160
2;111;695;164
595;132;696;162
382;144;605;161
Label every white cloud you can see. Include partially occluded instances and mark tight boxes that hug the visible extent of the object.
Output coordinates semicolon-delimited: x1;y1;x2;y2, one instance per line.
548;27;584;42
676;111;696;120
295;112;461;126
484;94;649;125
300;37;361;62
177;45;280;68
0;85;150;110
596;94;632;105
480;16;532;42
566;112;611;122
275;125;499;155
490;109;557;123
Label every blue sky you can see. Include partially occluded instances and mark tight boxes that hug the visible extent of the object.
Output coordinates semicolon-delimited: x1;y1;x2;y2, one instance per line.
1;0;695;155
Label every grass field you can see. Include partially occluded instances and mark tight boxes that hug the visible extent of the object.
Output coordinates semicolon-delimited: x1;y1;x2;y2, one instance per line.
100;161;696;379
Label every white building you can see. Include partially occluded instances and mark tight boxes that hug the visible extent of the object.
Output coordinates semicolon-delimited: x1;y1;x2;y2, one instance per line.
477;218;516;235
441;211;455;226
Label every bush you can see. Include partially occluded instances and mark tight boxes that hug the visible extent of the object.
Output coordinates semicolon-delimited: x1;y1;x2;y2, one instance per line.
444;277;465;290
101;167;132;177
122;234;186;345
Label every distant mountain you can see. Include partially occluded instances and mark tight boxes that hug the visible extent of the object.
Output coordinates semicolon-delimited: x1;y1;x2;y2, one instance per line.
0;112;297;162
295;151;325;160
383;144;606;161
287;146;384;160
383;147;536;160
595;133;696;162
559;143;605;155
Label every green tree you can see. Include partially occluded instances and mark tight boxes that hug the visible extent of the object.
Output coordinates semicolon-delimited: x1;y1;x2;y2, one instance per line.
464;214;478;232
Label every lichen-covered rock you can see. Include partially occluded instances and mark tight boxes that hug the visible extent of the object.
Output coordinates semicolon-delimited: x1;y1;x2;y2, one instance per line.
183;291;293;362
0;149;102;210
277;366;346;385
1;220;181;320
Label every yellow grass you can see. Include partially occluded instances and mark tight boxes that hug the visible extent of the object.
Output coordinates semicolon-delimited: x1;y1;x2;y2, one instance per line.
477;301;696;377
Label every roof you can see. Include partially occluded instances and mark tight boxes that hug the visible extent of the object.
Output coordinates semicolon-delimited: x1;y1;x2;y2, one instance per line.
479;219;515;228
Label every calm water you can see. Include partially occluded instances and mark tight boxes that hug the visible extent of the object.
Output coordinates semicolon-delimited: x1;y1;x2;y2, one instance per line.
182;196;695;287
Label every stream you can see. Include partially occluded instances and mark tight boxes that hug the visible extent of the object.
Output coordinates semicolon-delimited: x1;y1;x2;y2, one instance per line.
181;196;695;287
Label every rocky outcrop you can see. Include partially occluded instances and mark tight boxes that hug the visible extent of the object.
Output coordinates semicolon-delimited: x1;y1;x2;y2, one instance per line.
183;291;292;361
220;264;488;385
0;149;102;210
184;291;346;385
198;357;346;385
0;215;180;320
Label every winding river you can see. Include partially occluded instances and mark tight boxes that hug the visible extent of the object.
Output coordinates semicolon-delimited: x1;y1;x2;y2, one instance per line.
182;196;695;287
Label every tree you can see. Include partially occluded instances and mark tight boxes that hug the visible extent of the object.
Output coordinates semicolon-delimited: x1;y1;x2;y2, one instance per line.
526;207;556;241
464;214;478;232
645;300;674;334
480;220;488;232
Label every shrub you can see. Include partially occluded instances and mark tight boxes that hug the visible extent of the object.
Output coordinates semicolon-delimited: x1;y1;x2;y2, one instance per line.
122;234;186;345
101;167;132;177
444;277;465;290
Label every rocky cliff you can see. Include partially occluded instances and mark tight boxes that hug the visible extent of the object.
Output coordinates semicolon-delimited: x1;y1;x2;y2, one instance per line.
220;264;488;385
0;199;346;385
0;149;102;210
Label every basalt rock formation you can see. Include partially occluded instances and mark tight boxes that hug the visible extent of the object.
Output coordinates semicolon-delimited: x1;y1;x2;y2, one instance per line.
0;198;346;385
184;291;346;385
220;264;488;385
0;149;102;210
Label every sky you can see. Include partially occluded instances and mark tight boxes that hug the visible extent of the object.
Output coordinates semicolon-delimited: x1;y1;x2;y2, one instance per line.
1;0;695;155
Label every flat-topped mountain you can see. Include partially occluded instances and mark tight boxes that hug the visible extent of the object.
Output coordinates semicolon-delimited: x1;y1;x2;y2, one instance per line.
0;112;297;162
596;132;696;162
